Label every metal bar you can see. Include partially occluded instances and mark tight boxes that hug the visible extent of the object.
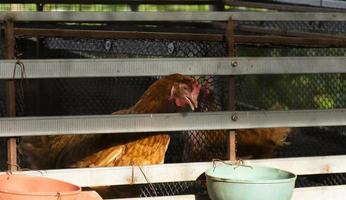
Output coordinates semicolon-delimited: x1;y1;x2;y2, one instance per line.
0;0;216;5
13;28;224;41
237;25;346;41
235;35;346;47
323;0;346;9
226;18;236;161
1;57;346;79
0;109;345;137
12;155;346;186
2;11;346;22
15;28;346;47
272;0;346;9
4;18;17;172
225;0;346;12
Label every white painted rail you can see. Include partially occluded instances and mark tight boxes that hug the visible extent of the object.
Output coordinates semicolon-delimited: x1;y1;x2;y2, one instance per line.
0;109;345;137
2;57;346;79
10;155;346;187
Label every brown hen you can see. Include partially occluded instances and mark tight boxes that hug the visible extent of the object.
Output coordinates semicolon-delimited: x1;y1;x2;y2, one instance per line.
19;73;201;169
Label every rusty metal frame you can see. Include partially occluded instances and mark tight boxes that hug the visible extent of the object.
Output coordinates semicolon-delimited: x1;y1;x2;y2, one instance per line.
13;28;224;41
237;25;346;40
4;18;17;172
226;18;236;161
8;26;346;48
2;10;346;170
235;35;346;47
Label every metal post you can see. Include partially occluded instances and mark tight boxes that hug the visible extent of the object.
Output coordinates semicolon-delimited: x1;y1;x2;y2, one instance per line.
4;18;18;171
226;18;237;161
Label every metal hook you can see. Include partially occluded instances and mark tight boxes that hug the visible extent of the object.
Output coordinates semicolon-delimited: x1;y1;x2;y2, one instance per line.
13;59;27;80
212;158;253;172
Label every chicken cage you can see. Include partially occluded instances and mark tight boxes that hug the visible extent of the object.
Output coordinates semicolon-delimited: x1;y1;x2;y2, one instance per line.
1;9;346;200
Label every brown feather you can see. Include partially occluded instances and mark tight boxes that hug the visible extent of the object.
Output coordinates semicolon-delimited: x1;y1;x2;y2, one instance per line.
19;73;200;169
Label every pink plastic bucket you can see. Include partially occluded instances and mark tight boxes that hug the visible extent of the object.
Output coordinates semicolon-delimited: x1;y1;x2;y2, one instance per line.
0;174;81;200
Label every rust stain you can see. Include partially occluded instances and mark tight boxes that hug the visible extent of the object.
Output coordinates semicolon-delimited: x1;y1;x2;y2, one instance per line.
127;176;138;184
323;164;331;173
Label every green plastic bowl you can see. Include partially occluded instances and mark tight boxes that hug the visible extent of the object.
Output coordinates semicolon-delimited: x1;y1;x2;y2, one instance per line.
205;165;297;200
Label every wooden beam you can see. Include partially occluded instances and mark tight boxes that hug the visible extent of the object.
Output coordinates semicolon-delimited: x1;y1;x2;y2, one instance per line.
4;18;17;172
226;18;236;161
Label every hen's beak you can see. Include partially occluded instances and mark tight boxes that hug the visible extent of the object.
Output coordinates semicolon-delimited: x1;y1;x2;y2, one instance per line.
185;95;198;111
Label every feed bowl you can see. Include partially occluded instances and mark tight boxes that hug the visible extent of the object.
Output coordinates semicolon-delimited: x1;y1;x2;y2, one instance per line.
205;165;296;200
0;174;81;200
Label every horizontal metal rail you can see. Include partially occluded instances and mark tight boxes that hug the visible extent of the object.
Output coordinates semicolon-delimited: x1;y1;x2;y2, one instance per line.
1;57;346;79
11;155;346;186
0;0;217;4
236;35;346;47
1;11;346;22
225;0;346;12
237;25;346;40
273;0;346;9
0;109;345;137
13;28;224;41
13;28;346;47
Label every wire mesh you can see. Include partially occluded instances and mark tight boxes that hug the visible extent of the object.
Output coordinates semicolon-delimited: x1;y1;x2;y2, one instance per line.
2;19;346;195
16;77;159;116
236;74;346;110
42;37;226;58
140;180;206;197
